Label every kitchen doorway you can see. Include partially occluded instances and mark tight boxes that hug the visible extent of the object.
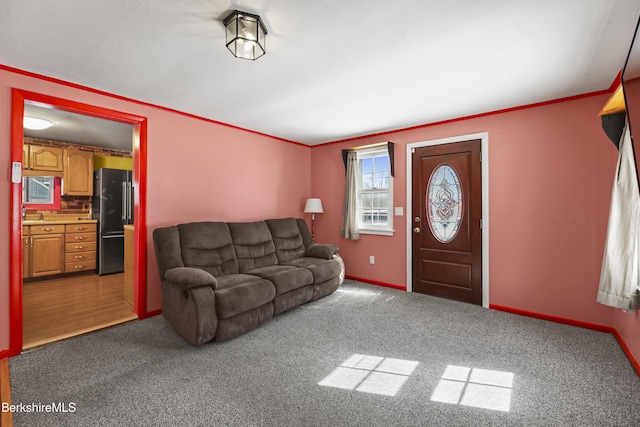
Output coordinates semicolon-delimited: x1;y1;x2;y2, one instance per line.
9;89;149;355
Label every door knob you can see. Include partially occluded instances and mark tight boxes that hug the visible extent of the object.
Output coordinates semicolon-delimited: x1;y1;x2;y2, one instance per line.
413;227;421;233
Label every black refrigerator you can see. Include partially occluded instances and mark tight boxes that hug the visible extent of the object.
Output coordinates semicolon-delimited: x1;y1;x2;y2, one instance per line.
92;168;134;275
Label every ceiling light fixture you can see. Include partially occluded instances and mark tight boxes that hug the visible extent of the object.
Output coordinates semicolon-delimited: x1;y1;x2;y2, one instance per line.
23;116;54;130
223;10;267;60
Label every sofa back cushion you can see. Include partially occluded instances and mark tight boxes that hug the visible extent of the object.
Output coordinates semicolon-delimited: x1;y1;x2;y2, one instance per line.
229;221;278;272
178;222;239;276
265;218;306;263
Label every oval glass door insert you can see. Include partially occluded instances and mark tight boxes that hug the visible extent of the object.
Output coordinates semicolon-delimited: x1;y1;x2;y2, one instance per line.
426;163;463;243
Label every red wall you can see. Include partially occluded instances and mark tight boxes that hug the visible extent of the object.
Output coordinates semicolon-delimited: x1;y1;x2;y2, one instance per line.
2;65;638;370
0;67;311;353
310;94;619;327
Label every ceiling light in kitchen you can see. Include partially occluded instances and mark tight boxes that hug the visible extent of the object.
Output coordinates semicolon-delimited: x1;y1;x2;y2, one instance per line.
23;116;54;130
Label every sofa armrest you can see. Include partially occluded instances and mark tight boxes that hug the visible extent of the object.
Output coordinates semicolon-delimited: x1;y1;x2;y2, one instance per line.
306;243;339;260
164;267;218;290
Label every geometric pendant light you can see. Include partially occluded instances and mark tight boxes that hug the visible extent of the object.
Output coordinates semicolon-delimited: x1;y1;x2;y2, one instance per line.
223;10;267;60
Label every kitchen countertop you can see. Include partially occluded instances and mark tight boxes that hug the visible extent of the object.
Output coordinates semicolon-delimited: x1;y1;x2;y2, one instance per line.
23;219;98;226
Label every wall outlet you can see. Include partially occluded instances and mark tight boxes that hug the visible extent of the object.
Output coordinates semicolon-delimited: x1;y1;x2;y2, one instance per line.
369;255;375;264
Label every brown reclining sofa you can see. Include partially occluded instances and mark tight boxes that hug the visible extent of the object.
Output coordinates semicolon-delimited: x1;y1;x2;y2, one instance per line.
153;217;344;345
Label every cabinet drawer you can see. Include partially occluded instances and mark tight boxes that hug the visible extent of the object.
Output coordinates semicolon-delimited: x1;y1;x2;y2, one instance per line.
65;260;96;273
65;223;97;233
66;241;97;253
30;224;66;235
65;232;96;243
65;251;96;263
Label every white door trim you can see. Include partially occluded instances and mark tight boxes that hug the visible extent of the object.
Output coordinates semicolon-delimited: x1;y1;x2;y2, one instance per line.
405;132;490;308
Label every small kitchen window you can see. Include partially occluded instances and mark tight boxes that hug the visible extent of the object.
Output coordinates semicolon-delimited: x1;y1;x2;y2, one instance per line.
22;176;62;210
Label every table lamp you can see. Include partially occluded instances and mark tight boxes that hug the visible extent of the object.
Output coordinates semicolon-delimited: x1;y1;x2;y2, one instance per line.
304;198;323;241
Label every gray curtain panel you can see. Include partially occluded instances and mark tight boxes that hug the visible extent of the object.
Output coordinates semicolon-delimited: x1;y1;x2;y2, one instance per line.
341;151;359;240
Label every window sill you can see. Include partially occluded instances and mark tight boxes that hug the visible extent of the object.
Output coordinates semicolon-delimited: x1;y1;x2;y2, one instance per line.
359;228;394;236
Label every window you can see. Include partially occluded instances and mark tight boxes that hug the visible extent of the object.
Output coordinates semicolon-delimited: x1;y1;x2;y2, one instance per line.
426;163;463;243
22;176;62;210
341;143;395;240
357;147;393;235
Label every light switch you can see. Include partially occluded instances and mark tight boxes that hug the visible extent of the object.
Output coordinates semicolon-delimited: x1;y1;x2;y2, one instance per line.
394;207;403;216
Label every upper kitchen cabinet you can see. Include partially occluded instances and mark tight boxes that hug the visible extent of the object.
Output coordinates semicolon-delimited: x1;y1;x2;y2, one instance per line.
23;144;63;172
63;148;94;196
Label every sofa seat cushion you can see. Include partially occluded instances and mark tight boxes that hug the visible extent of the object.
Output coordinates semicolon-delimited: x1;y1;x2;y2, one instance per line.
247;265;314;295
214;274;276;319
282;257;342;284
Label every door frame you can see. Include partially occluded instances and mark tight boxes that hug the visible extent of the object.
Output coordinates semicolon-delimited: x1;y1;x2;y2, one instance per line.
405;132;489;307
9;88;149;356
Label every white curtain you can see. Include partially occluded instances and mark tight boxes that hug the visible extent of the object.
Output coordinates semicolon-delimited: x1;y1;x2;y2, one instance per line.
341;151;359;240
597;119;640;311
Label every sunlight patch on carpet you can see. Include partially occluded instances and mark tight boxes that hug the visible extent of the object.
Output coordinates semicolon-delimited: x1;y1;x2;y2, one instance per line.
335;288;382;297
431;365;514;412
318;354;419;396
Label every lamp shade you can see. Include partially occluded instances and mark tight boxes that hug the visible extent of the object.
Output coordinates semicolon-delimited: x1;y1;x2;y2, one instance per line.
223;10;267;60
304;198;324;214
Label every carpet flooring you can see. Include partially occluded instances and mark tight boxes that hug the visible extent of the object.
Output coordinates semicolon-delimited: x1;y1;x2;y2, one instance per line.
8;281;640;426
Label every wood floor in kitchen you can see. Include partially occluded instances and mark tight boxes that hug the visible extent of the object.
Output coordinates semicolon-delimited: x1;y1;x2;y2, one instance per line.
22;273;138;350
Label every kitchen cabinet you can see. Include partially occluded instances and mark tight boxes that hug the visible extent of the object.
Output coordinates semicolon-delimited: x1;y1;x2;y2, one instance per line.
63;149;94;196
23;144;64;172
23;221;98;279
64;223;97;273
22;227;30;279
124;224;134;305
24;224;65;277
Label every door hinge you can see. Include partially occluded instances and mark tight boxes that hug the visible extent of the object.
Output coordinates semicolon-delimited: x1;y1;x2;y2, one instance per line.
480;219;483;229
479;152;482;162
411;148;416;153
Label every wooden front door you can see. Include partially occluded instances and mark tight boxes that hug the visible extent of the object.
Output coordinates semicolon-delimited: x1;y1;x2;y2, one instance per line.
412;139;482;305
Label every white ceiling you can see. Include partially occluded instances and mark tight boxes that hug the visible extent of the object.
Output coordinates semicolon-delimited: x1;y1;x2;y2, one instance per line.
23;103;134;152
2;0;640;146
